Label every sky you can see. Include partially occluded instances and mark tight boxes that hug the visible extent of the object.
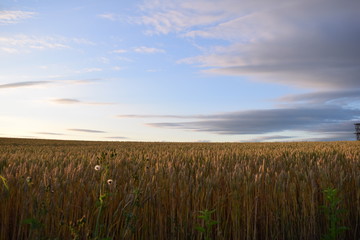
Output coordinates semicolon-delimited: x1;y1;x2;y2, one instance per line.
1;0;359;142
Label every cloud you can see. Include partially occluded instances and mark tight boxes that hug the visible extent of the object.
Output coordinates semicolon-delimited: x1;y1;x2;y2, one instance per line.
68;128;106;133
138;0;360;90
0;10;36;24
296;133;355;142
105;136;128;140
112;66;124;71
64;78;102;85
0;35;94;53
202;29;360;89
137;0;232;35
1;47;20;54
247;135;294;142
81;68;103;73
35;132;64;136
276;89;360;106
98;57;109;64
98;13;118;21
112;47;164;54
0;81;52;89
98;12;132;23
112;49;127;54
51;98;114;105
133;46;165;53
51;98;81;104
0;78;99;90
0;35;69;51
117;114;204;119
72;38;96;45
144;106;360;140
196;140;211;143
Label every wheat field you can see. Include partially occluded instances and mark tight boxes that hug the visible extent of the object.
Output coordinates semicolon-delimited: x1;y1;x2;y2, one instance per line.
0;138;359;240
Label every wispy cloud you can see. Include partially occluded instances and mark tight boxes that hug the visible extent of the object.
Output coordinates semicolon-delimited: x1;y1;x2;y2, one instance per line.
51;98;114;105
105;136;128;140
112;47;164;54
0;10;36;24
81;68;103;73
112;66;124;71
0;81;52;89
35;132;64;136
247;135;294;142
117;114;203;119
0;35;69;51
72;38;96;45
133;46;165;54
295;132;354;142
137;0;228;35
1;47;20;54
64;79;102;85
68;128;106;133
98;13;118;21
0;78;100;90
0;35;95;53
276;89;360;106
51;98;81;104
112;49;127;54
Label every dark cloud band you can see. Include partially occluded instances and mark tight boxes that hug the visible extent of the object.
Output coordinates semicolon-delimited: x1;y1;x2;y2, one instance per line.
68;128;106;133
145;106;359;140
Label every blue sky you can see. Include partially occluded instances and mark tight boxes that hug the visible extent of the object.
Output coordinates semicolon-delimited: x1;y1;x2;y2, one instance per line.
1;0;359;142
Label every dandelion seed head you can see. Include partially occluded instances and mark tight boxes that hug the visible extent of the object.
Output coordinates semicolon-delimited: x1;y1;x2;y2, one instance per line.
94;165;101;171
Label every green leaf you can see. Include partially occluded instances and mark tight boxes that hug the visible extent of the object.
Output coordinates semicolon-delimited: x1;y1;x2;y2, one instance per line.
0;175;9;191
209;220;219;226
22;218;43;230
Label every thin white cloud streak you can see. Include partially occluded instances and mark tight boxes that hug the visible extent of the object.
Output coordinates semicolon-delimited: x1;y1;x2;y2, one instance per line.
112;47;164;54
1;47;20;54
97;12;135;22
0;81;52;89
0;79;100;90
112;66;124;71
133;46;165;53
72;38;96;45
0;10;36;24
98;13;117;21
51;98;115;105
112;49;127;53
0;35;69;50
81;68;103;73
247;135;294;142
0;35;95;53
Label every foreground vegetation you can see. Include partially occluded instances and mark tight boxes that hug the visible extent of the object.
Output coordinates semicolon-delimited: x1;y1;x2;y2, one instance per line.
0;138;359;240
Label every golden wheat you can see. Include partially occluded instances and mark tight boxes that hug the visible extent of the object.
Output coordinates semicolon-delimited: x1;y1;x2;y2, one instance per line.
0;138;359;239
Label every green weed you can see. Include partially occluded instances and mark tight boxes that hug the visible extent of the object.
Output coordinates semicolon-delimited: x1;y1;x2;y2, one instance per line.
195;209;218;240
321;188;348;240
